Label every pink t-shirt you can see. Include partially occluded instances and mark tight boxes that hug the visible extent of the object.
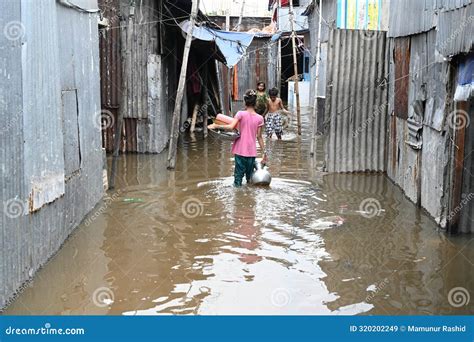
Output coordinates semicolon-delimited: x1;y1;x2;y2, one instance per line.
231;111;264;157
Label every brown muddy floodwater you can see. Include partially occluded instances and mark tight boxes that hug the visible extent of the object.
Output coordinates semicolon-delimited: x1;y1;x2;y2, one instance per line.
6;111;473;315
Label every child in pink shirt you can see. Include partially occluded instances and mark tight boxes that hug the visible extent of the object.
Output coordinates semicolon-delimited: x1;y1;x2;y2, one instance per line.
208;89;267;187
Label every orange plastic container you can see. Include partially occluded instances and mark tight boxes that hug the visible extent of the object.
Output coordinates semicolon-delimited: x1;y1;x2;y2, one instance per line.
216;114;234;124
215;114;239;129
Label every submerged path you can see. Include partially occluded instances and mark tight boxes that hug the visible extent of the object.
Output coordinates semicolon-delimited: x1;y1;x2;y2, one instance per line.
6;110;473;315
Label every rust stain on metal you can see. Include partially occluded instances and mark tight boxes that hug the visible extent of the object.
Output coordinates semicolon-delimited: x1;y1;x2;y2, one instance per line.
393;37;410;120
98;0;121;109
391;115;397;171
451;101;468;229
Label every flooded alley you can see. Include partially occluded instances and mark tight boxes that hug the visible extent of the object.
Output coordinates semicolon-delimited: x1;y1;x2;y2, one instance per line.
6;111;473;316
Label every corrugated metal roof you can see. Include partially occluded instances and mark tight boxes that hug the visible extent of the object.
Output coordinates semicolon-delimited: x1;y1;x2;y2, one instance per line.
436;0;472;12
388;0;437;37
388;0;472;38
324;29;389;173
437;2;474;57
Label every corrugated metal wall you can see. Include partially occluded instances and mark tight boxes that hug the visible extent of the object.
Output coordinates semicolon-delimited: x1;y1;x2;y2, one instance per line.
98;0;175;154
387;29;453;226
0;0;25;310
306;0;337;102
0;0;103;310
232;38;279;100
120;0;159;119
384;0;474;231
99;0;121;109
324;29;389;173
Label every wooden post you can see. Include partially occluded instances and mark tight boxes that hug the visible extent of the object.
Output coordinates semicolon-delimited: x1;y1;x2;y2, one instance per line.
450;101;468;232
289;0;302;135
109;5;134;189
276;0;282;91
190;103;199;133
167;0;199;169
310;0;323;156
215;60;225;113
225;9;233;115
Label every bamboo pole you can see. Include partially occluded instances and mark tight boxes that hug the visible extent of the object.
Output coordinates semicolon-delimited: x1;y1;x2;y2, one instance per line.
167;0;199;170
225;9;232;116
310;0;323;156
190;103;199;133
289;0;301;135
215;60;225;113
277;0;282;91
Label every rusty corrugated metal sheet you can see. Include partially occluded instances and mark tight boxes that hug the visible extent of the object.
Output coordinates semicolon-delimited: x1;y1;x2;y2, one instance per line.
458;100;474;233
99;0;121;108
100;0;171;154
120;0;159;119
393;37;410;119
234;38;279;99
324;29;389;173
387;29;454;226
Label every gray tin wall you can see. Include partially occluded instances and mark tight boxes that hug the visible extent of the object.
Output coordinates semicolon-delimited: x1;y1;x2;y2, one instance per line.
0;0;103;310
324;29;389;173
386;0;473;229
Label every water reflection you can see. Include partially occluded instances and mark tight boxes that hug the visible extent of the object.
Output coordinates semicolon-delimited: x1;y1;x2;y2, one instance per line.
5;111;473;315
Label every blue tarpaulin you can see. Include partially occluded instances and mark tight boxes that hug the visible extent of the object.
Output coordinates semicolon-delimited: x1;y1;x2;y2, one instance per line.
179;21;256;67
454;56;474;101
